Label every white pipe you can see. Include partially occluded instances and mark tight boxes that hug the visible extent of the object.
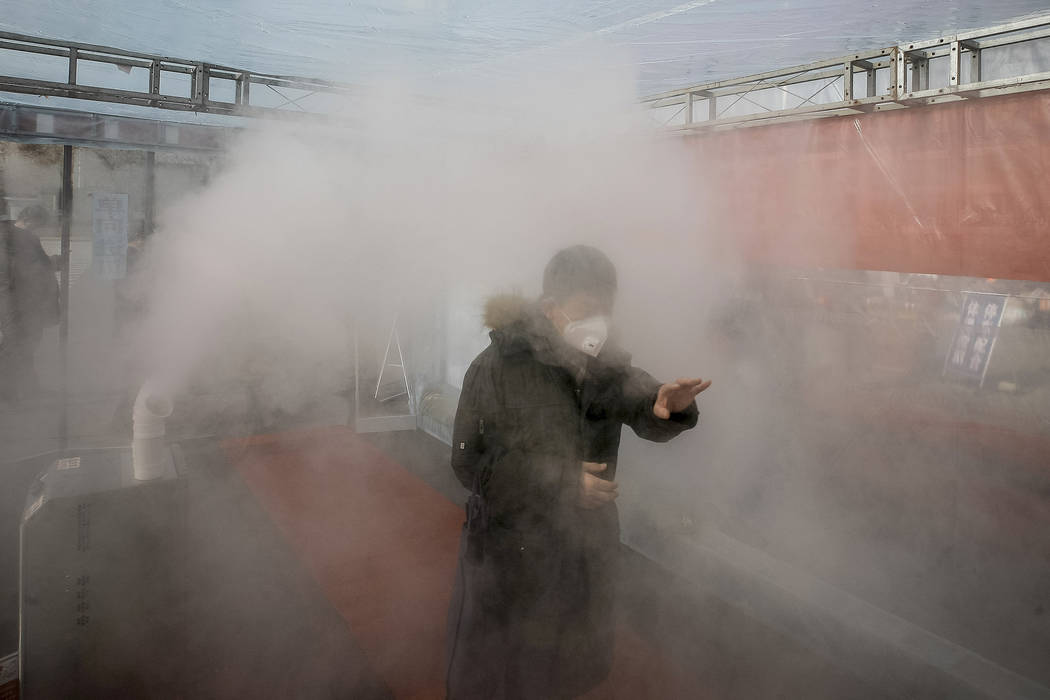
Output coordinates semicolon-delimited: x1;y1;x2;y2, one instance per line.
132;384;174;480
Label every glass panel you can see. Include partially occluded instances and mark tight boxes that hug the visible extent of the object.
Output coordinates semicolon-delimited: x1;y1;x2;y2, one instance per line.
0;142;63;459
59;148;147;443
619;264;1050;687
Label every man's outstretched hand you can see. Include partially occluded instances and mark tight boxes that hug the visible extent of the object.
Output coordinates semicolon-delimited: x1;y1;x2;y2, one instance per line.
579;461;618;509
653;377;711;420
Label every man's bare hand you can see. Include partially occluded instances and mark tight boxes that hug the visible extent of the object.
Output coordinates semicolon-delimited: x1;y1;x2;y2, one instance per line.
579;461;618;509
653;377;712;420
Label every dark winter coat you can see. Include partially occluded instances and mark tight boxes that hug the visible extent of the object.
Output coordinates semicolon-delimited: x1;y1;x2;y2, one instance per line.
445;295;698;700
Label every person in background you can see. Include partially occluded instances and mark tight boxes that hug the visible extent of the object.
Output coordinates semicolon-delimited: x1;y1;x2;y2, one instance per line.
0;205;60;401
445;245;710;699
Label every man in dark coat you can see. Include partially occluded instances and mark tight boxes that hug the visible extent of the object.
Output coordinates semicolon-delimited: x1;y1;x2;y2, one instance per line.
445;245;709;699
0;205;60;401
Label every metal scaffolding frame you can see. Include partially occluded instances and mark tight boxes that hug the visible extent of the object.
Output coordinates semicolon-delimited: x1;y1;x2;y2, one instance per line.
0;30;356;119
643;12;1050;131
2;15;1050;132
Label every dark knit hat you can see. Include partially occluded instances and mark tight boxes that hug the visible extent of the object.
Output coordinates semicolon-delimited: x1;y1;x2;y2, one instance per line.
542;245;617;305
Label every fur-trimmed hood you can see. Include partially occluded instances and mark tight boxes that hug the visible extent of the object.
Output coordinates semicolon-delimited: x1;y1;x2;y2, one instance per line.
482;294;564;365
483;293;534;330
481;293;629;370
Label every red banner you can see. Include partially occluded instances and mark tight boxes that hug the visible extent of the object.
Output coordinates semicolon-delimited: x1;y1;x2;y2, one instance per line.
695;91;1050;282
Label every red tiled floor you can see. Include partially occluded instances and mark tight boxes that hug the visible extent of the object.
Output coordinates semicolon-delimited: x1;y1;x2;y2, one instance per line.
225;427;462;699
224;426;705;699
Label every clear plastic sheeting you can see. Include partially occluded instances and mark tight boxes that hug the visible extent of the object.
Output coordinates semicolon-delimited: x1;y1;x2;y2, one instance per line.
2;4;1050;700
1;142;219;458
2;0;1050;110
618;262;1050;696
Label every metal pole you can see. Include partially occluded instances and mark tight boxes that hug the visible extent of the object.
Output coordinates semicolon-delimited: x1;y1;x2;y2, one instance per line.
58;145;73;449
892;47;906;100
966;43;981;83
913;58;929;92
144;150;156;235
949;41;961;88
149;59;161;108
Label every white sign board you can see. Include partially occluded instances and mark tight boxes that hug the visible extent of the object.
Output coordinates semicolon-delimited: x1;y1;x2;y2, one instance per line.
91;193;128;279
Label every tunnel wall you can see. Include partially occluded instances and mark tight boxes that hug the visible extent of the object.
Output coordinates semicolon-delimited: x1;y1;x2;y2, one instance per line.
695;90;1050;282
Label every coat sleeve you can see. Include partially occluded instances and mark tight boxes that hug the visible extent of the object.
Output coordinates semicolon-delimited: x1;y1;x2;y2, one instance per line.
619;366;699;442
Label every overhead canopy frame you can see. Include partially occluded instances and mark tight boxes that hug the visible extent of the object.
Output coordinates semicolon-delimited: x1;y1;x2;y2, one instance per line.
643;12;1050;132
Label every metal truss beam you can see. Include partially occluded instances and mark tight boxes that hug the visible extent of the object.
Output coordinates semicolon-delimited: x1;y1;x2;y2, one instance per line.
643;12;1050;132
1;13;1049;135
0;30;355;120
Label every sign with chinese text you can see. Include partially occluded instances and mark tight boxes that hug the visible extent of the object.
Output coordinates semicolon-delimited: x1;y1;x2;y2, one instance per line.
944;292;1006;386
91;193;128;280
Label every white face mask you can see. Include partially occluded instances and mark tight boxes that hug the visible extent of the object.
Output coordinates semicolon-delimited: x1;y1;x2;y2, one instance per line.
559;310;610;358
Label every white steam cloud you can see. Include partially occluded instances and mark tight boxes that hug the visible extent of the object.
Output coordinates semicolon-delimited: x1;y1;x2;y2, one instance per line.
135;44;730;411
